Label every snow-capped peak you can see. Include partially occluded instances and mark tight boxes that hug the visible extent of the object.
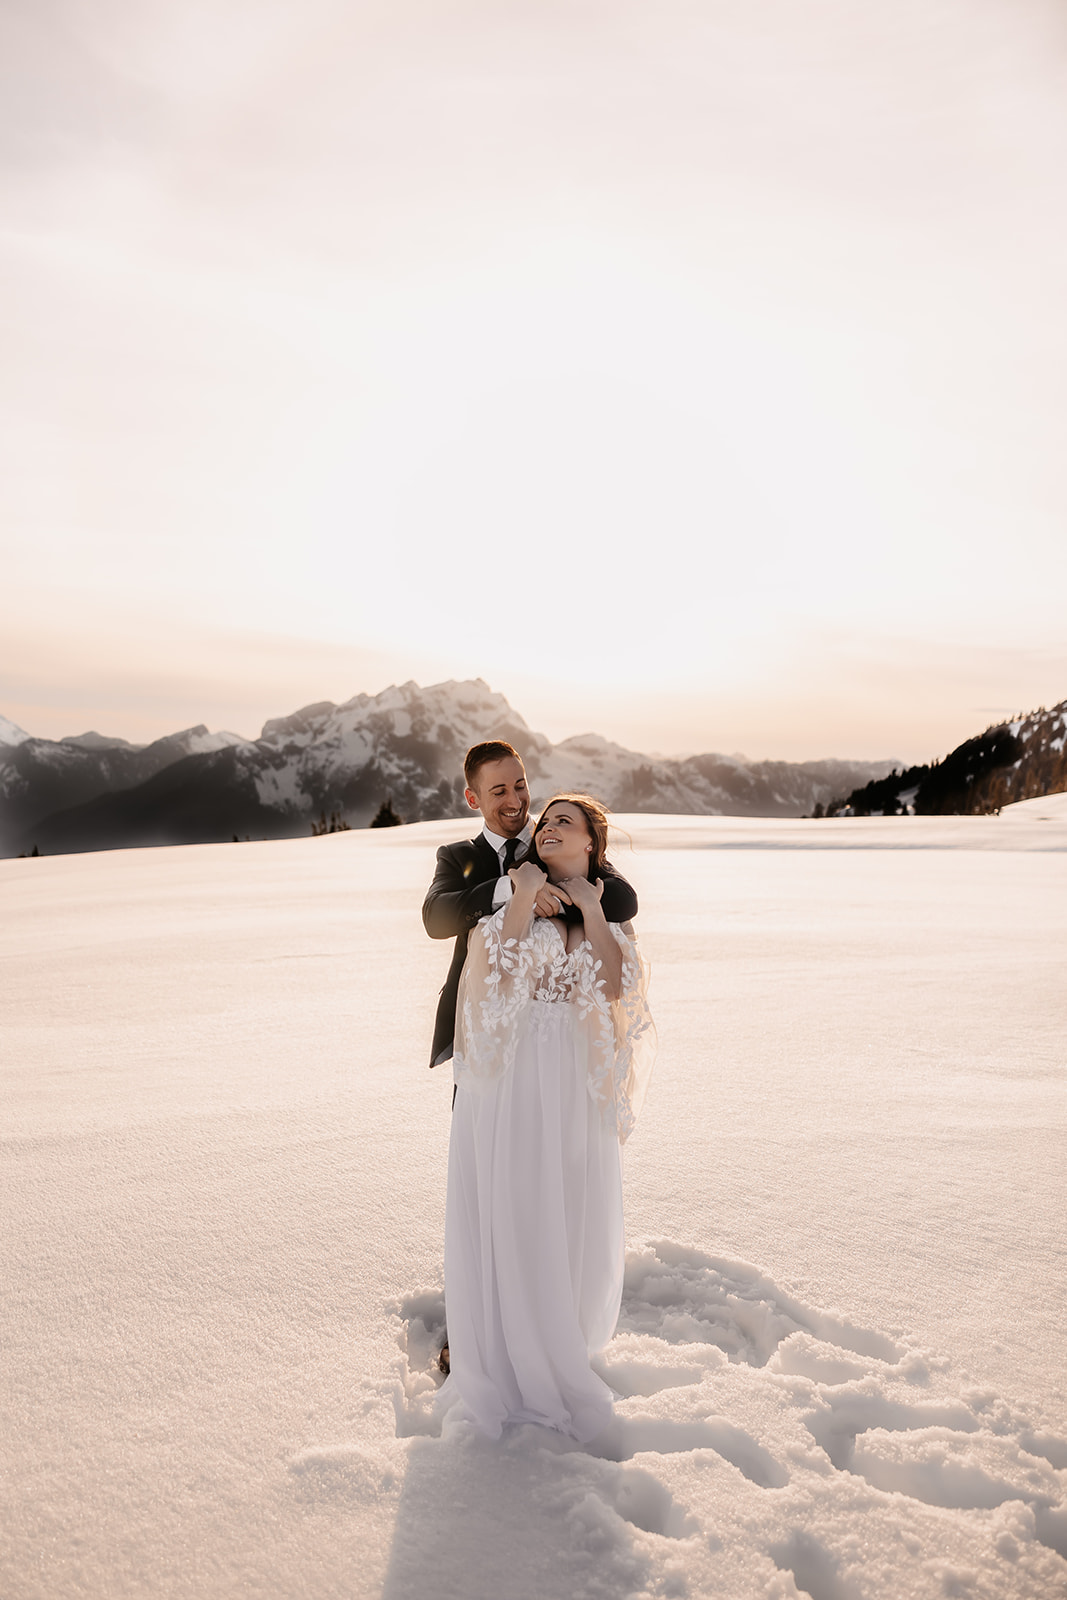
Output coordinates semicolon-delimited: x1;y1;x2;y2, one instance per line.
180;728;249;755
0;714;30;748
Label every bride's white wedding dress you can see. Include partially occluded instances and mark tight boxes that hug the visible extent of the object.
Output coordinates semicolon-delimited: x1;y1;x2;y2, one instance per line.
441;906;655;1442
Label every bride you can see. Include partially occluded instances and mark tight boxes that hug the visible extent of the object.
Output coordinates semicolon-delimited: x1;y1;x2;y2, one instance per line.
440;793;655;1442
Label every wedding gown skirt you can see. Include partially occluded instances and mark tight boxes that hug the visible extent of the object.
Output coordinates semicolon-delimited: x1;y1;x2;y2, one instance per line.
443;995;624;1442
440;908;655;1442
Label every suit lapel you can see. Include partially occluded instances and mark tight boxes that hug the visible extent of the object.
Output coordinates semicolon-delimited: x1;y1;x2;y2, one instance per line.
472;831;500;879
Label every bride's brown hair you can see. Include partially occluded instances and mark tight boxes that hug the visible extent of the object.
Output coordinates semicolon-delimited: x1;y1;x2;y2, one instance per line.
530;793;611;881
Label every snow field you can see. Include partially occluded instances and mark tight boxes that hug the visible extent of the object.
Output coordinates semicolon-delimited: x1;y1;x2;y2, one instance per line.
1;803;1065;1598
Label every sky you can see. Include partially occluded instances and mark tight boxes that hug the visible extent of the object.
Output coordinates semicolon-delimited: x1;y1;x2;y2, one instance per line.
2;0;1066;762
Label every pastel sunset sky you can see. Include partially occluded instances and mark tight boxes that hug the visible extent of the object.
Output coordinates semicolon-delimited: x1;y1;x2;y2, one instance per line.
3;0;1065;761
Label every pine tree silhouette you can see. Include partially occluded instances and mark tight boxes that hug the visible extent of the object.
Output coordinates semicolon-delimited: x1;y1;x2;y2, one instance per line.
370;798;404;828
312;808;351;834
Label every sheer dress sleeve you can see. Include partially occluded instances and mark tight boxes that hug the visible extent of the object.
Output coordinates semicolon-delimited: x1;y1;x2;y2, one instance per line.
452;907;536;1089
574;922;656;1144
453;909;656;1141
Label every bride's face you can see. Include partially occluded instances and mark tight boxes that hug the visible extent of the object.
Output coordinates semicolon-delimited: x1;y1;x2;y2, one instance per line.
535;802;594;879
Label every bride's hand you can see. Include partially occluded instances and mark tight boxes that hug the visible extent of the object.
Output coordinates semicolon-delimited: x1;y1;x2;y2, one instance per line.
509;860;547;898
561;876;604;914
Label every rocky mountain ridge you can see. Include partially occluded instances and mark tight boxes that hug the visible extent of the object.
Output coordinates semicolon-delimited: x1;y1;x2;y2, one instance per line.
0;724;245;849
1;680;895;856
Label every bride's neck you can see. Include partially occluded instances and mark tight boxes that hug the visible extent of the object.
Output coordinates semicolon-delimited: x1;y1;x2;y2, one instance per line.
545;862;585;885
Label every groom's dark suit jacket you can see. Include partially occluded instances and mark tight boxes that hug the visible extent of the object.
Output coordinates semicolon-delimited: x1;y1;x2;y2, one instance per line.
422;832;638;1069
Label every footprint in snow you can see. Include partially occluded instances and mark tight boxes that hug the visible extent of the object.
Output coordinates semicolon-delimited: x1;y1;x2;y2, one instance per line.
385;1241;1067;1598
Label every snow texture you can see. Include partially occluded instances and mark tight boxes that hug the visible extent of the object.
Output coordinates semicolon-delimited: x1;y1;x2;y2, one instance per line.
181;727;248;754
1;803;1065;1599
0;712;30;747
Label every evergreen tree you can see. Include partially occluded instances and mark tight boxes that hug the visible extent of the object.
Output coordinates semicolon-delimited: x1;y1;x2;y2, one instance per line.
370;798;404;828
312;808;351;834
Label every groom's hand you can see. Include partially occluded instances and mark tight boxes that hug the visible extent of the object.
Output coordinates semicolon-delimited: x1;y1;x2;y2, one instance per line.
533;883;573;919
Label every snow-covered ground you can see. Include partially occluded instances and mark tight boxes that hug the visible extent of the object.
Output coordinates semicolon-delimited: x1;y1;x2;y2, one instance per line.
2;799;1066;1600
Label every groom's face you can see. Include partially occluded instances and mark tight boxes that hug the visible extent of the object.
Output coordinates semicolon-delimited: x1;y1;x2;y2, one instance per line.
466;756;530;839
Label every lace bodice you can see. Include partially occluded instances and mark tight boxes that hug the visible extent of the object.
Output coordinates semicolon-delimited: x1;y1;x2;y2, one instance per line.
523;922;596;1004
453;907;656;1142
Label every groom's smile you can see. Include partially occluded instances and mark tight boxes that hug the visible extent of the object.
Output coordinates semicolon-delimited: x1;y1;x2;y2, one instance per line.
465;755;530;839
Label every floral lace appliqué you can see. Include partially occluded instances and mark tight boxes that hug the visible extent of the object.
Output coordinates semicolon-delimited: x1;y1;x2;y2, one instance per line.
453;909;656;1143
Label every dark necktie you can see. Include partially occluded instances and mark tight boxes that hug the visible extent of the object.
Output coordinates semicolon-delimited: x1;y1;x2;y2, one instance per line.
501;838;520;874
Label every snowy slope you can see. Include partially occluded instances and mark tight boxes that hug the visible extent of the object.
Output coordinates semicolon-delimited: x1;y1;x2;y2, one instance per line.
988;700;1067;809
2;813;1065;1599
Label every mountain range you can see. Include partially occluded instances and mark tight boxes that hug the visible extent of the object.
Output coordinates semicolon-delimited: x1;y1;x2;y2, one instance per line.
2;680;896;856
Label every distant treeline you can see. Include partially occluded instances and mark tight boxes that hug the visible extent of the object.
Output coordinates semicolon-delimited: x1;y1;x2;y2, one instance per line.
815;700;1067;818
832;727;1023;817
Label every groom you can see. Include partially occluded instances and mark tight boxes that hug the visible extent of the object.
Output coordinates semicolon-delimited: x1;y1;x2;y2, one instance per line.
422;739;639;1070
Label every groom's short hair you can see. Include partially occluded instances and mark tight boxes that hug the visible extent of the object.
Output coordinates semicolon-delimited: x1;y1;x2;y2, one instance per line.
464;740;522;788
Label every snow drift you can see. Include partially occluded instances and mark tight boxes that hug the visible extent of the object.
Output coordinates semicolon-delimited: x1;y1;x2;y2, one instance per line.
2;802;1065;1599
